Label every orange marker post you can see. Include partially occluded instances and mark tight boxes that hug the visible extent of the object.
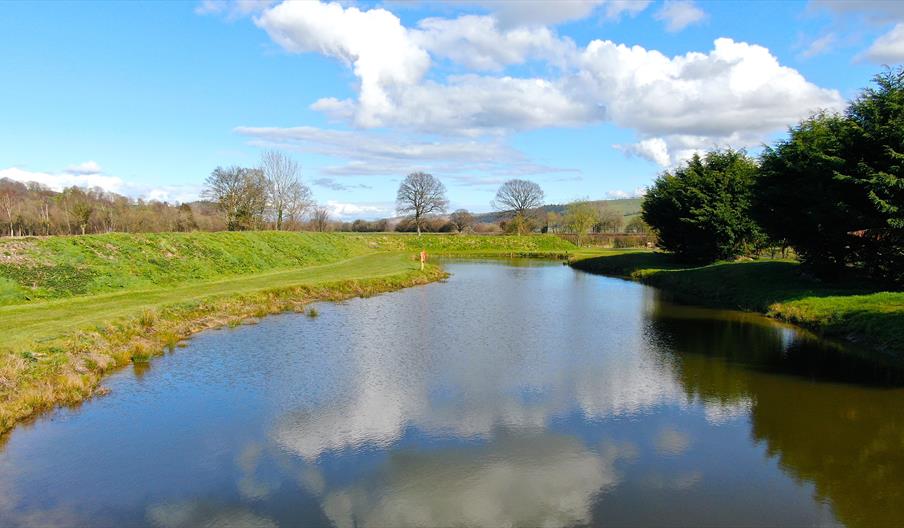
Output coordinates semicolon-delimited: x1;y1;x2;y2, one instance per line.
419;250;427;271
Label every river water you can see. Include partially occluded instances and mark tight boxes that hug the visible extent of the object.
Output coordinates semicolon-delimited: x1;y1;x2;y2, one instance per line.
1;259;903;527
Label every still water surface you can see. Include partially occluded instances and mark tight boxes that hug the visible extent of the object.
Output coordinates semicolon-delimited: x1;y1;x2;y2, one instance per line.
2;260;903;527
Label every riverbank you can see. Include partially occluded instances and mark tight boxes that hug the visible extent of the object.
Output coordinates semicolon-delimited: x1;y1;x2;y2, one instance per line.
0;232;574;304
0;255;445;435
4;231;900;436
0;232;577;435
569;251;904;354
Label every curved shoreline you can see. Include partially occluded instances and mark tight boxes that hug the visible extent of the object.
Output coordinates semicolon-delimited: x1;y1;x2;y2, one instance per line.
4;242;901;437
0;264;446;436
568;253;904;357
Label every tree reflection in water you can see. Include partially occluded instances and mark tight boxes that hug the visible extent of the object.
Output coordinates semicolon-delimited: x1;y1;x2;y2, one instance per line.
649;297;904;528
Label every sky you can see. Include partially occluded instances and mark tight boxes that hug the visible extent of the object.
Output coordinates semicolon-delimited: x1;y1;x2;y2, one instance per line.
1;0;903;219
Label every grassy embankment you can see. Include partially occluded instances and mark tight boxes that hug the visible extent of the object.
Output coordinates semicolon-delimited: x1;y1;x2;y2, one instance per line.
0;232;576;435
570;251;904;353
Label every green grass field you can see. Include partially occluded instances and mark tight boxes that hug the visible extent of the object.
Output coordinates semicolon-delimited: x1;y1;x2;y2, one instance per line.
1;252;417;348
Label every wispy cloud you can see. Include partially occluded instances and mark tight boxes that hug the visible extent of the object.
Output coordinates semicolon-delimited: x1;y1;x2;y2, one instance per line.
800;32;837;58
653;0;706;32
235;125;578;184
312;177;372;191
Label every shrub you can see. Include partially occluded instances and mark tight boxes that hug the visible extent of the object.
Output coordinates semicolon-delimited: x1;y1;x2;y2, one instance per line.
642;149;761;263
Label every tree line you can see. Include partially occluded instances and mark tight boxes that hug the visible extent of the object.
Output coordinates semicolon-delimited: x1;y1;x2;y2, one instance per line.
0;150;329;237
642;67;903;286
392;171;651;239
0;181;229;236
2;163;646;238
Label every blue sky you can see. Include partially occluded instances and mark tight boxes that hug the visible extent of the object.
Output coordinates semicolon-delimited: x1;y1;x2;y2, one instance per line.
2;0;902;219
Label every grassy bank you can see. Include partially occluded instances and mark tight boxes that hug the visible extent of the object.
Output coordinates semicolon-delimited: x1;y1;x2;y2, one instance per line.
0;231;577;435
0;265;446;436
570;251;904;353
0;232;575;304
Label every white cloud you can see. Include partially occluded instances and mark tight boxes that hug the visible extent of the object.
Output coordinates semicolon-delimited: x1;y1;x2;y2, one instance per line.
614;137;671;167
0;165;124;193
0;165;201;203
256;4;591;135
254;1;430;127
604;187;647;199
653;0;706;32
349;74;599;136
412;15;575;71
577;38;843;164
324;200;392;219
142;185;205;204
250;1;842;167
65;160;103;175
863;23;904;63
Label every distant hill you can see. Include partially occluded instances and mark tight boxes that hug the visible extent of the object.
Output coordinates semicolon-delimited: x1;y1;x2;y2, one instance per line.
471;198;643;223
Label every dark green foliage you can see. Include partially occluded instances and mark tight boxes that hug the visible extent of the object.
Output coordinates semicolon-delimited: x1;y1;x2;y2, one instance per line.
847;68;904;231
0;262;97;297
843;67;904;284
754;67;904;285
754;112;863;280
642;149;761;263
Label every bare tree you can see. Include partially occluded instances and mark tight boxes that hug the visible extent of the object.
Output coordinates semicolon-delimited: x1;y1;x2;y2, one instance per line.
0;177;236;237
285;182;313;229
56;192;73;234
546;211;561;233
596;204;624;233
260;150;312;230
493;179;544;215
203;166;267;231
492;179;544;235
396;172;448;236
309;206;331;232
0;189;15;237
449;209;475;233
